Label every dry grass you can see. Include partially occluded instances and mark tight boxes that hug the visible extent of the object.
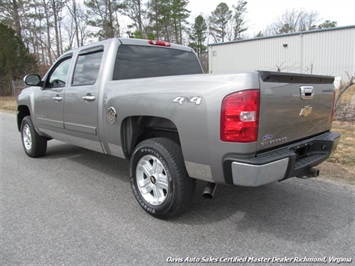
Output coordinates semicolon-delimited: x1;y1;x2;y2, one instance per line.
0;96;353;185
341;82;355;105
318;162;355;186
0;97;17;112
335;84;355;122
329;121;355;166
322;84;355;185
337;84;355;102
318;121;355;185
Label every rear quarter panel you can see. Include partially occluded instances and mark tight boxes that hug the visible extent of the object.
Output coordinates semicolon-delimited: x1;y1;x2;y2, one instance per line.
102;72;261;183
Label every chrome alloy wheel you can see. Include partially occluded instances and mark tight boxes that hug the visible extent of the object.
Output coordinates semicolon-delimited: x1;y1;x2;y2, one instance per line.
22;124;32;151
136;155;169;206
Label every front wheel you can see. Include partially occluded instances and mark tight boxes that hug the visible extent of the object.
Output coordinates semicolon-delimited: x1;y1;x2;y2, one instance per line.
130;138;195;219
21;116;47;158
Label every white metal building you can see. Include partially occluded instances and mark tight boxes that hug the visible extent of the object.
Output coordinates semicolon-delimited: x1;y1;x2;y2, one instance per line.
208;26;355;81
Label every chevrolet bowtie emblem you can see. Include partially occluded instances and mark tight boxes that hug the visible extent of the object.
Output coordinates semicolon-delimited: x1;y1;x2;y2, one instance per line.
300;106;313;117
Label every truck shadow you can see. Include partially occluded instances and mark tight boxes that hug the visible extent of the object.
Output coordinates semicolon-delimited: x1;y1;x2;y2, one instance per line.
40;141;352;244
41;141;130;183
176;179;352;243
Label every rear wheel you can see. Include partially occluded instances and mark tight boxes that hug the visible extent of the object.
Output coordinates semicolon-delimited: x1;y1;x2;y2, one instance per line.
130;138;195;219
21;116;47;158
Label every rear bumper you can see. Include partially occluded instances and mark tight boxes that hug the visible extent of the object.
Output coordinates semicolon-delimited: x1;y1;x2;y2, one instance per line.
223;131;340;187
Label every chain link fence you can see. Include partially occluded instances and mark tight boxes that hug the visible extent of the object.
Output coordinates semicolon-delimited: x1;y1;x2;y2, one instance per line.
0;79;25;97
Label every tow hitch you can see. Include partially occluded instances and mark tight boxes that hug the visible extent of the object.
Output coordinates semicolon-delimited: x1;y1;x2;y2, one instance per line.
297;167;320;179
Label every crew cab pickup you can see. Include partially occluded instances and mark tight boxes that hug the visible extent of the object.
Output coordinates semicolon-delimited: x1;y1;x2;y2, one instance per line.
17;38;340;218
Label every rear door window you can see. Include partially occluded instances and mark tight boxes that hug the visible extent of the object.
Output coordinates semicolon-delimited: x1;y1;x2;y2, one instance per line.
113;45;202;80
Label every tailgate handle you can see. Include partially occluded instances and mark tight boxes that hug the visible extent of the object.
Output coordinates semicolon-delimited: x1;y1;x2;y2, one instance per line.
300;86;314;100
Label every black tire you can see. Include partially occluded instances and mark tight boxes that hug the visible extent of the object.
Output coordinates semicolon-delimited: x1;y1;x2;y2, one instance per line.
20;116;47;158
130;138;196;219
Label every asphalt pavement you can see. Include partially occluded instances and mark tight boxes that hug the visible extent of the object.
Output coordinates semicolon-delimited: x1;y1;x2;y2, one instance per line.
1;111;354;265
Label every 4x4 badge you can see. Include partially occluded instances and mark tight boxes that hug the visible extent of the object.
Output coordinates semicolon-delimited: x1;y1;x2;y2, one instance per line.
173;96;202;105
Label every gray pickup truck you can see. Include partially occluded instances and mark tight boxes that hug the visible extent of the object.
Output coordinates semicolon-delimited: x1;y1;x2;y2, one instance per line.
17;38;340;218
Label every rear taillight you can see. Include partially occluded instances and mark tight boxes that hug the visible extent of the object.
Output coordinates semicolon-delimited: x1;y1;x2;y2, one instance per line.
221;89;260;142
331;89;336;123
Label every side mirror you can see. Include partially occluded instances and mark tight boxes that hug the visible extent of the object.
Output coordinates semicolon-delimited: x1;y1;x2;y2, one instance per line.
24;74;42;86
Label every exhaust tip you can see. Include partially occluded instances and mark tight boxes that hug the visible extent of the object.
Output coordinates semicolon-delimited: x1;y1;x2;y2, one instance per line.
202;182;217;199
202;193;213;199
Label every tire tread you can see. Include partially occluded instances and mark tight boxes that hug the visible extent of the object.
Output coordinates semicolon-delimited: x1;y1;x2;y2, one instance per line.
131;137;195;219
21;116;47;158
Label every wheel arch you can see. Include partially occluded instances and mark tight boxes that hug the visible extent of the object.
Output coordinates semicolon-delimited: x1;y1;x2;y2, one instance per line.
121;116;181;159
17;105;31;131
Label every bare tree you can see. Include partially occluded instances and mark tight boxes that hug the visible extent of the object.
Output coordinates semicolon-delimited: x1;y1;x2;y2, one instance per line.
67;0;88;48
335;73;355;111
265;8;320;35
0;0;23;39
38;0;53;64
50;0;67;57
121;0;147;38
334;73;355;121
23;2;46;64
63;18;75;50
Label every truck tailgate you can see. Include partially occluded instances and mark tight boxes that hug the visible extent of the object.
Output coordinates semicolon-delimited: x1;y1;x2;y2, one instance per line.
257;71;335;151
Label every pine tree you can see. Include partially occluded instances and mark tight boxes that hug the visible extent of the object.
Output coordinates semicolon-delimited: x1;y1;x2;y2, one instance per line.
0;23;37;95
209;2;232;43
232;0;247;40
147;0;190;44
158;0;172;41
171;0;190;44
318;20;337;29
0;0;23;39
84;0;124;40
189;15;207;58
146;0;162;39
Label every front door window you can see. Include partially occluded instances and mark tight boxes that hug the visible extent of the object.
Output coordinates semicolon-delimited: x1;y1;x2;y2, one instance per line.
47;58;72;88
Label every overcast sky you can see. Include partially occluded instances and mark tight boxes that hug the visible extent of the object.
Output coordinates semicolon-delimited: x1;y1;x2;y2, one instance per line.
187;0;355;37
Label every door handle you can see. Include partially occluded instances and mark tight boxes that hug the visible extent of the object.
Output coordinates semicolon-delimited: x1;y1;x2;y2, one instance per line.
82;94;96;102
53;95;62;101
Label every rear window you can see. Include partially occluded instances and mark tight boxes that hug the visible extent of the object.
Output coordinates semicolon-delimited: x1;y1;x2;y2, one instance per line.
113;45;202;80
